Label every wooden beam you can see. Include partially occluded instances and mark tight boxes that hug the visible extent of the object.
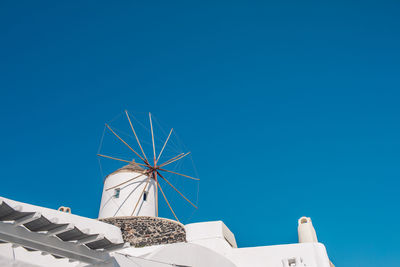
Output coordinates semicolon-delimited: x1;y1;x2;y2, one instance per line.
158;168;200;181
105;124;148;165
97;154;148;168
131;177;151;216
157;171;198;209
157;180;179;222
97;154;131;164
149;113;157;164
106;173;147;191
125;110;149;164
158;152;191;168
156;128;173;162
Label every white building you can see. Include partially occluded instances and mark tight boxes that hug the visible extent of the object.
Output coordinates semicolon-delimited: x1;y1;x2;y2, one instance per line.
0;163;334;267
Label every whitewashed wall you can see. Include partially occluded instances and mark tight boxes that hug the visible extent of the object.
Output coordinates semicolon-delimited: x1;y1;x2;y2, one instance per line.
98;170;156;219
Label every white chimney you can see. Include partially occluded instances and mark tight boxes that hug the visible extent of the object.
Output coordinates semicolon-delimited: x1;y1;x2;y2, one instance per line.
297;216;318;243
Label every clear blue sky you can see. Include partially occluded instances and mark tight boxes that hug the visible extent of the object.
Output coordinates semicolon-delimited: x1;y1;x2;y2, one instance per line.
1;1;399;266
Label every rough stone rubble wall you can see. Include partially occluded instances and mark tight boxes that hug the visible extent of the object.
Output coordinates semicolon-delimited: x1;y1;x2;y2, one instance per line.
100;216;186;247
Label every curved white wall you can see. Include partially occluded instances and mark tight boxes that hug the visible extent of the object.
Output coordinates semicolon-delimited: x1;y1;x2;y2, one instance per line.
98;170;156;219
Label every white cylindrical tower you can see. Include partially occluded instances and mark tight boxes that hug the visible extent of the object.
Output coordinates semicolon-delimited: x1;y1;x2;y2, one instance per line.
98;164;156;219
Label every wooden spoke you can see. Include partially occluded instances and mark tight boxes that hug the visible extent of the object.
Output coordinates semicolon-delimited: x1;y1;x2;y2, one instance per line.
113;183;139;217
125;110;149;164
158;168;200;181
157;180;179;222
157;171;198;209
106;172;147;191
158;153;183;167
130;161;148;167
131;177;151;216
159;152;190;168
97;154;148;168
154;172;158;217
97;154;131;164
156;128;173;163
149;113;157;164
106;124;148;165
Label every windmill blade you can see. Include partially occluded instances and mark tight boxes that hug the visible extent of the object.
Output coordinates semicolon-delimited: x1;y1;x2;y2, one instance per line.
156;128;173;163
106;172;147;191
157;180;179;222
158;168;200;181
97;154;131;164
97;154;148;168
105;124;148;165
158;153;184;167
159;152;191;168
131;177;151;216
125;110;149;164
157;171;198;209
149;113;157;164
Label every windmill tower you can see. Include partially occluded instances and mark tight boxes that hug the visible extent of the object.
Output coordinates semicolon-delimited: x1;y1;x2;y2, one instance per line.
98;163;157;218
97;111;199;222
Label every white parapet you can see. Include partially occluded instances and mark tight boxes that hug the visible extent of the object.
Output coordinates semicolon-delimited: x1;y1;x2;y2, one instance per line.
228;243;331;267
184;220;331;267
186;221;238;253
186;221;237;245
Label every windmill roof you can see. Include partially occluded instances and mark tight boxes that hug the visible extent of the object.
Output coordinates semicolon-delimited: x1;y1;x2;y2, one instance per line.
106;163;145;178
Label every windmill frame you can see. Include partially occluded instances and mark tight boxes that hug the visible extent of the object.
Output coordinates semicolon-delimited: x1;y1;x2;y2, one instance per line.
97;110;199;222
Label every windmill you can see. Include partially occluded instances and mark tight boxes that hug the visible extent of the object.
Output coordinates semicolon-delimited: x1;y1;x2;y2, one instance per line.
97;111;199;222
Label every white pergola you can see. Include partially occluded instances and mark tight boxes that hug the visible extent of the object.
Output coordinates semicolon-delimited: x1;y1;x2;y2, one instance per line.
0;199;128;265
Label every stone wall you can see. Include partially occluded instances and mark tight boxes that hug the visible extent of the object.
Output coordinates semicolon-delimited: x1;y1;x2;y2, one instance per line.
100;216;186;247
